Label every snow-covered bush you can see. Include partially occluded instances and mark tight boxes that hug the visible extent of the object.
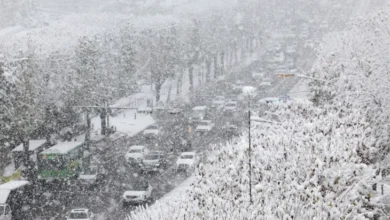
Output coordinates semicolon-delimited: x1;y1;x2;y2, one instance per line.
129;100;382;219
311;9;390;162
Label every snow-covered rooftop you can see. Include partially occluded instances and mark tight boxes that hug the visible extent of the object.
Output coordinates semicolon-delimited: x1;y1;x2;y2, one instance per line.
192;106;207;111
0;180;29;191
180;152;196;156
40;142;83;155
0;190;11;204
12;140;46;152
129;145;146;150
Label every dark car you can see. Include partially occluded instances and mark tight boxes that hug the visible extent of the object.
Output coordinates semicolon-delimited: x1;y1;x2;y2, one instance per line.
141;151;168;172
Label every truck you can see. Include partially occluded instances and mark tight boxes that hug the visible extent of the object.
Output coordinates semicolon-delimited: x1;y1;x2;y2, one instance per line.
0;180;31;220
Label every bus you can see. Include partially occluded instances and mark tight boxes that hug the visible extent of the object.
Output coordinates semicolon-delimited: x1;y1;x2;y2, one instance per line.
37;142;84;180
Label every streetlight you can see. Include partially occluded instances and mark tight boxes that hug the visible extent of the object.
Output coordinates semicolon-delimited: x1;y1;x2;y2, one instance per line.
242;86;256;205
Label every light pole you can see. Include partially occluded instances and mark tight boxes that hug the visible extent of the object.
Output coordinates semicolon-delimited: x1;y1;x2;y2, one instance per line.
243;86;256;205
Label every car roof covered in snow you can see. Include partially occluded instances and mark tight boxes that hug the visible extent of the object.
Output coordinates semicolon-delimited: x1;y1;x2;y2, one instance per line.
40;142;83;155
192;106;207;111
70;208;89;213
129;145;146;150
180;152;196;156
12;140;46;152
0;180;29;191
0;190;11;204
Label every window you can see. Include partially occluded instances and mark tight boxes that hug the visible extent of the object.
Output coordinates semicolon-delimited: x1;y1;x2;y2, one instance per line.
69;212;88;219
147;125;158;130
82;167;97;175
198;122;210;126
129;149;142;153
180;155;194;159
5;205;10;215
144;154;160;160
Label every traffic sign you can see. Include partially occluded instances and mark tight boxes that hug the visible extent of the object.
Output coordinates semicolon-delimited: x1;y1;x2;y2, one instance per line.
276;73;294;78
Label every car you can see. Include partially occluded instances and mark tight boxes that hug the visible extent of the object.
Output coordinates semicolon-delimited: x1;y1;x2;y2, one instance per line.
122;181;153;205
258;97;280;104
143;124;160;138
66;208;95;220
222;122;239;136
224;101;238;112
286;45;296;54
125;145;149;163
259;81;272;89
233;81;245;92
167;108;182;114
176;152;199;175
141;151;168;172
211;96;225;108
78;164;106;187
195;120;214;133
137;106;153;114
189;106;207;123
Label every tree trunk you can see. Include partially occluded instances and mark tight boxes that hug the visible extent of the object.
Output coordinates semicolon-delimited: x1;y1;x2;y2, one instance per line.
176;70;184;96
220;51;225;75
213;55;218;79
189;64;194;92
155;82;162;102
166;84;173;102
100;109;107;135
249;37;254;53
85;110;91;150
206;58;211;82
22;139;30;168
234;42;238;62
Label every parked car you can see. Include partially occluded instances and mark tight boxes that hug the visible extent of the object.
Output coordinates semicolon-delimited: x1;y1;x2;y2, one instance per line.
233;81;245;92
143;124;160;138
141;151;168;172
78;164;106;187
137;107;153;114
195;120;215;133
66;209;95;220
125;145;149;163
211;96;225;108
224;101;238;112
189;106;208;123
122;181;153;205
176;152;199;176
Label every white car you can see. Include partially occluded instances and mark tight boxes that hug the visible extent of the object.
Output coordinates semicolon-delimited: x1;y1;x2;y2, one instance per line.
176;152;199;174
211;96;225;108
66;208;95;220
122;182;153;205
259;81;272;88
195;120;215;133
233;81;245;92
125;145;149;163
78;165;106;186
224;101;238;112
143;124;160;138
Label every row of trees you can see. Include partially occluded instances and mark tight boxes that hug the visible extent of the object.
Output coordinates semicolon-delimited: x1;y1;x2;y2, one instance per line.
0;0;274;168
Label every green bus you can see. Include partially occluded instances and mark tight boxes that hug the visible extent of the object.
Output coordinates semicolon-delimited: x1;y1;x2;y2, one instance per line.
37;142;84;180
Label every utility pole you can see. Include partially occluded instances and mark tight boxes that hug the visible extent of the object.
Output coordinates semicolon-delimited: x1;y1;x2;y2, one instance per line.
248;97;253;205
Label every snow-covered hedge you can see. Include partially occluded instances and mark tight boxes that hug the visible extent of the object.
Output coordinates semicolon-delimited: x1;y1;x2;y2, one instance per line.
128;100;382;219
310;9;390;162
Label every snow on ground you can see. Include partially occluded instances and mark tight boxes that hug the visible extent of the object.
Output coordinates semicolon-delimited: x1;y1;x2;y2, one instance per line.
287;78;310;100
153;175;195;204
2;160;16;177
